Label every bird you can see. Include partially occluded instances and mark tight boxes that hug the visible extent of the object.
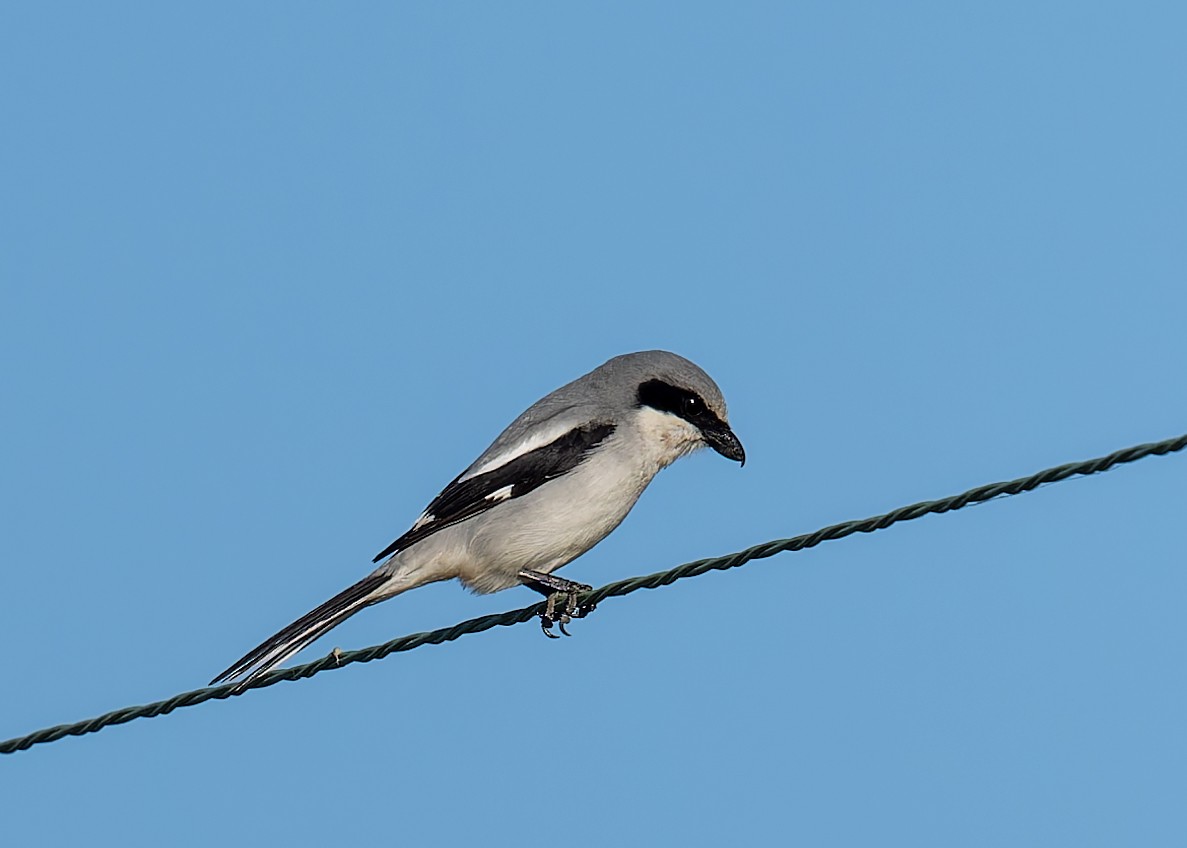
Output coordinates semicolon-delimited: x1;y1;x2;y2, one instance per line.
210;350;745;687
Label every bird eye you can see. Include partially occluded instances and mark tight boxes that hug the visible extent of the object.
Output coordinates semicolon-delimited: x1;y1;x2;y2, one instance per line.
682;395;701;414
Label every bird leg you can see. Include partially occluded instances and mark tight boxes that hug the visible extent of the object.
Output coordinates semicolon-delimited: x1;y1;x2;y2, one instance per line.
518;570;597;638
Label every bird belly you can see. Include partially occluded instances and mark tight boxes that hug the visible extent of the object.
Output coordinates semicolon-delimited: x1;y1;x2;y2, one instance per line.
453;454;650;594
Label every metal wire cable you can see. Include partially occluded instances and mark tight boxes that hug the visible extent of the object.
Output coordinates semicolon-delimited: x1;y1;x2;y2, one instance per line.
3;431;1184;755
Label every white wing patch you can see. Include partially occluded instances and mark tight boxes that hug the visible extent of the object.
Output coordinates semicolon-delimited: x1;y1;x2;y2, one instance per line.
462;418;578;481
484;484;515;502
410;511;435;531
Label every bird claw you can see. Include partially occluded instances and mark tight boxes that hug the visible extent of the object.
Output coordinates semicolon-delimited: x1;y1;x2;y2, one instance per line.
539;592;596;638
520;569;597;639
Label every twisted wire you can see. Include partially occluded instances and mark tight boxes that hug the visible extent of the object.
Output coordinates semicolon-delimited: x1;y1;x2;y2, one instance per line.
3;431;1183;755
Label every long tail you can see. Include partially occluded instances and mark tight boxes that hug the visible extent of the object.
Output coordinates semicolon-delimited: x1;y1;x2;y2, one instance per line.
210;572;395;688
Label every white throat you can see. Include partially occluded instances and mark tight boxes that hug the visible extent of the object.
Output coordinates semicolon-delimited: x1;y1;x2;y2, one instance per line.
630;406;706;471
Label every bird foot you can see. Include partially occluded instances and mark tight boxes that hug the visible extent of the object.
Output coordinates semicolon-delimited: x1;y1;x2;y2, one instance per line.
518;570;597;638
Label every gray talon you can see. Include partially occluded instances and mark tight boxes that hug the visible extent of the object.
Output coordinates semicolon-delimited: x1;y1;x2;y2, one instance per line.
519;569;597;638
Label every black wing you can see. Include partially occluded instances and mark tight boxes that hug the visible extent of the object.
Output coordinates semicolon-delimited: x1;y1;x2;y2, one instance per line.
372;421;616;562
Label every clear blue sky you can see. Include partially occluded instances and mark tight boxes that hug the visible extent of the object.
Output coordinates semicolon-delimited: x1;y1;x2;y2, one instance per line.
3;3;1185;845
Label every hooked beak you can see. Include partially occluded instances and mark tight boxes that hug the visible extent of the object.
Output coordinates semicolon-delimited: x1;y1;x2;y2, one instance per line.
702;423;746;466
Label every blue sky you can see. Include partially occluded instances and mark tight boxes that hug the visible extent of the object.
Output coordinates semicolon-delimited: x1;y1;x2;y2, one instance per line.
2;3;1185;845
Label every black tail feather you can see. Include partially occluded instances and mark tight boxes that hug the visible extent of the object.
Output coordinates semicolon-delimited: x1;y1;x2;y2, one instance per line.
210;572;389;686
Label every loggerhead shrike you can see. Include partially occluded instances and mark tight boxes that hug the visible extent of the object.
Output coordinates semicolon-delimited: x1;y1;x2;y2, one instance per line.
211;350;744;687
